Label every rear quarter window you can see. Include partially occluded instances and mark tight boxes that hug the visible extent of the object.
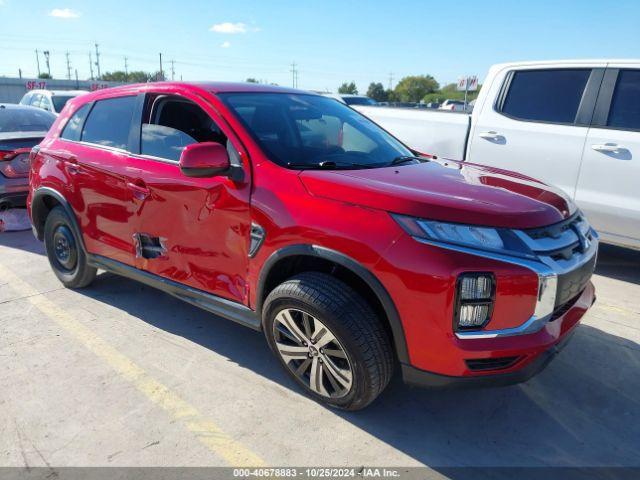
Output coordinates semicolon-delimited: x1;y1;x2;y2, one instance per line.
500;69;591;124
60;104;91;141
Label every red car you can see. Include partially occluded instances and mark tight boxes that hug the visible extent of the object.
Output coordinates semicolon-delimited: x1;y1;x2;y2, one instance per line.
28;82;598;410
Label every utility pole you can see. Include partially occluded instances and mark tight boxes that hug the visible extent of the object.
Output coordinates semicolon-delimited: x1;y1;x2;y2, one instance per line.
94;43;101;79
43;51;51;77
65;51;72;80
388;72;394;90
170;59;175;81
88;52;94;80
159;53;163;80
19;68;22;79
290;62;298;88
35;49;41;76
124;56;129;82
75;69;79;88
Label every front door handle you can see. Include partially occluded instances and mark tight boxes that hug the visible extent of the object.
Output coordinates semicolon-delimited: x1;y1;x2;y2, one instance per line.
127;181;150;201
592;143;626;153
479;131;502;141
65;155;80;175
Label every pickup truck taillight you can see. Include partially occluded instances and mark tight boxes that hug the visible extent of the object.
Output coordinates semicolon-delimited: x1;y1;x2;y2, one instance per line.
1;148;31;178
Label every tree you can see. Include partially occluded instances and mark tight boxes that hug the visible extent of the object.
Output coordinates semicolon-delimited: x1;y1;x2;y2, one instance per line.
38;73;52;79
366;82;387;102
101;70;158;83
246;78;259;83
422;82;481;104
394;75;439;103
338;81;358;95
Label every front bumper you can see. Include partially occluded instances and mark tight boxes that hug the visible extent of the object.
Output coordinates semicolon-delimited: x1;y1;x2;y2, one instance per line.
402;328;576;388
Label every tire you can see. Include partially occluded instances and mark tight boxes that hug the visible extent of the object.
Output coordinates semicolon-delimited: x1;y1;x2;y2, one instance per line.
263;271;394;410
44;206;96;289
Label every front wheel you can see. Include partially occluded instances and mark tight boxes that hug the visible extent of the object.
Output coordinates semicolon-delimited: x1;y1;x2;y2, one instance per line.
263;272;394;410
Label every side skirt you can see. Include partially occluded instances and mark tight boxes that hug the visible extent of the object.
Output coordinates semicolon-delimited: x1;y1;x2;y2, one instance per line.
87;254;261;331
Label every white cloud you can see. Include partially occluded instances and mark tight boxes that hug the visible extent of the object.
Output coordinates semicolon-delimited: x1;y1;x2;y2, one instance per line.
49;8;81;19
210;22;247;34
221;41;231;48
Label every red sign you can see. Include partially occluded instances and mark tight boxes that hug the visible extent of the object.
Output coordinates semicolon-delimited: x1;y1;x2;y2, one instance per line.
90;83;110;91
25;80;47;90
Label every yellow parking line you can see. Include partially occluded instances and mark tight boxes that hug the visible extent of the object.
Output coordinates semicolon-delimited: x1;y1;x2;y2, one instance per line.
0;263;265;467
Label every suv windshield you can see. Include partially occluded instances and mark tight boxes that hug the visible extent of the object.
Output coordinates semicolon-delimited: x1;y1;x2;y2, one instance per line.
52;95;75;112
219;93;412;169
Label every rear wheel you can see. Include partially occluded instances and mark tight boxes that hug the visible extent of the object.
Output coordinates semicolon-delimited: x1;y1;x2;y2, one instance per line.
44;206;96;288
263;272;394;410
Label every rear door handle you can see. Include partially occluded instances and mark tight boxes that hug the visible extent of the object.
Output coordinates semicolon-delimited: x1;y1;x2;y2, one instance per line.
592;143;626;153
127;180;150;201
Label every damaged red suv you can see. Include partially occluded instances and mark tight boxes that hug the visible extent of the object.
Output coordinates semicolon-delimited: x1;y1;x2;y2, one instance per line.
28;82;597;410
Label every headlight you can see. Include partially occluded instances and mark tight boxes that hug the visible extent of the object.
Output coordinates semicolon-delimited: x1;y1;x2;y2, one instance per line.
392;214;535;259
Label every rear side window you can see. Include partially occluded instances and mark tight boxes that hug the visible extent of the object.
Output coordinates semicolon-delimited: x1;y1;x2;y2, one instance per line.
607;70;640;130
61;104;91;141
81;96;136;150
500;69;591;124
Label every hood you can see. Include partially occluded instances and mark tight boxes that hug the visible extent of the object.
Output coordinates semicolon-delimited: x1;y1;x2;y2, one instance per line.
299;160;575;229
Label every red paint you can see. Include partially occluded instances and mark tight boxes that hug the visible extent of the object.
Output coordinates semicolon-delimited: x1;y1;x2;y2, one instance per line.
29;82;596;380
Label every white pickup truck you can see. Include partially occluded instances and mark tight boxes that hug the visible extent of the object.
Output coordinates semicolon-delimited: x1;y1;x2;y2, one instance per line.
355;60;640;250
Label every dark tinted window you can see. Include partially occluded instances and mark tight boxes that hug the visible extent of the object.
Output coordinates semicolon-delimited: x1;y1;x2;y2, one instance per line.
607;70;640;130
343;96;377;106
52;95;75;112
501;69;591;123
81;96;136;150
61;104;91;141
141;96;227;162
0;107;55;133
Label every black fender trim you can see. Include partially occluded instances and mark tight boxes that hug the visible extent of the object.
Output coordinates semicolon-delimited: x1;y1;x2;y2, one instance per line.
31;187;84;248
256;244;409;364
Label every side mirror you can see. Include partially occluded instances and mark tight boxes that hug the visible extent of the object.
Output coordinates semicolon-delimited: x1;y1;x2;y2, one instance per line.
179;142;230;178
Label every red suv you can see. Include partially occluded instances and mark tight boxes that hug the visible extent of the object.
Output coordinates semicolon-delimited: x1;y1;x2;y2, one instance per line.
28;82;598;410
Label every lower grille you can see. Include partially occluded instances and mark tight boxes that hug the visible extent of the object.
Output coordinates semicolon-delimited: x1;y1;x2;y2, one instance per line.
465;356;521;372
550;291;582;321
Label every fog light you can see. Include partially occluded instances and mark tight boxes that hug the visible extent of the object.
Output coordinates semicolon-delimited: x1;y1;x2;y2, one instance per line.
460;275;492;300
458;304;490;327
455;273;495;330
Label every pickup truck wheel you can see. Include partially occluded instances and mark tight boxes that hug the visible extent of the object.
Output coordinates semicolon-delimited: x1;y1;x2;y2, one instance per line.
263;272;394;410
44;206;96;289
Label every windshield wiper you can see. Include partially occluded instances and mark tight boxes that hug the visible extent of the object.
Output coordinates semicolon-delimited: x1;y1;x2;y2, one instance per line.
286;161;378;170
387;155;427;167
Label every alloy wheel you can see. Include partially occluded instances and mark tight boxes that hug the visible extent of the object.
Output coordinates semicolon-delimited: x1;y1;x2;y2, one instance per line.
273;308;353;398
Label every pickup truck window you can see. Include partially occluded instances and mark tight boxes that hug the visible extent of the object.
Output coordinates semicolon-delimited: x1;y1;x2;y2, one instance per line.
81;96;137;150
220;92;412;168
607;69;640;131
500;69;591;124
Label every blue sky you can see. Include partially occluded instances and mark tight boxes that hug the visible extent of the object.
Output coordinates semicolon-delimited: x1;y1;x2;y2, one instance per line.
1;0;639;92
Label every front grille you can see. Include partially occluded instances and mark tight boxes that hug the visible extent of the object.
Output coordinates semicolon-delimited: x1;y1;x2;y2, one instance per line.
466;356;521;372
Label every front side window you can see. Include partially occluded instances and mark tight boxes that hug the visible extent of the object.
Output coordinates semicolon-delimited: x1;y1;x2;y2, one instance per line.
140;95;228;162
607;69;640;131
30;94;43;108
501;69;591;124
220;93;412;168
61;104;91;141
81;96;137;150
